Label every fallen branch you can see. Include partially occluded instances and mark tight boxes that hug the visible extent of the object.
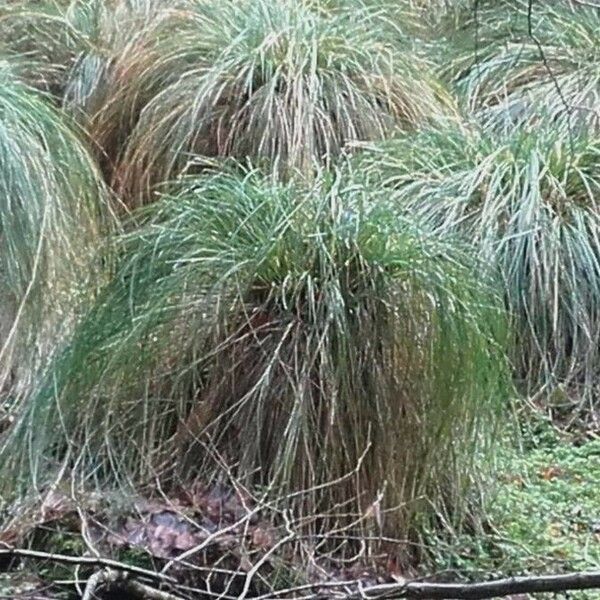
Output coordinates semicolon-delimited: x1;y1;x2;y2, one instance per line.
82;569;108;600
4;544;600;599
349;570;600;599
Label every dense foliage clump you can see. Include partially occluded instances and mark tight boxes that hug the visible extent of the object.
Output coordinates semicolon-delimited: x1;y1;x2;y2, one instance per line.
1;168;509;550
358;123;600;405
0;64;111;401
0;0;599;589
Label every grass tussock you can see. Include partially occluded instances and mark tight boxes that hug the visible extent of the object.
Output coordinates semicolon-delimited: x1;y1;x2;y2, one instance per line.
85;0;452;202
442;0;600;133
4;0;598;582
3;0;453;203
1;167;509;550
0;64;112;400
358;121;600;408
0;0;173;97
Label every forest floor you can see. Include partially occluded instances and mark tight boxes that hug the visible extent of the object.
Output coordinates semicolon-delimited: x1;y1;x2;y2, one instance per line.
1;410;599;599
431;409;600;599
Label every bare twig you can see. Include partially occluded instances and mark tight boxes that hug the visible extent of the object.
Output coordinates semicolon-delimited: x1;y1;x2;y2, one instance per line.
526;0;575;153
159;506;261;576
237;511;296;600
5;543;600;599
0;546;177;584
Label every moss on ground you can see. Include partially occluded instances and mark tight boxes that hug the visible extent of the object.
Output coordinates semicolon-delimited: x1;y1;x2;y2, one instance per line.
430;412;600;598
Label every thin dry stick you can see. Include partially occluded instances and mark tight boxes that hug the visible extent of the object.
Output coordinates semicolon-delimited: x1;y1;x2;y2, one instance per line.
237;519;296;600
5;544;600;599
0;547;177;584
159;506;262;576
